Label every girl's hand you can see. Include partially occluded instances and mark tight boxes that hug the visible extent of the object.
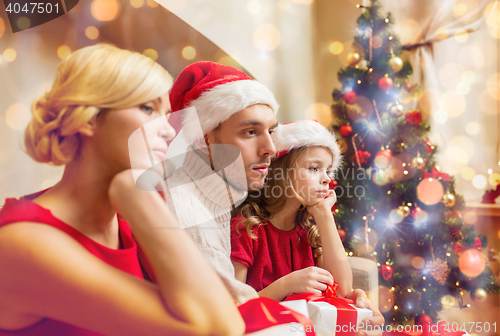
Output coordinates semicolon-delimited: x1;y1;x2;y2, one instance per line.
283;266;334;295
307;189;337;218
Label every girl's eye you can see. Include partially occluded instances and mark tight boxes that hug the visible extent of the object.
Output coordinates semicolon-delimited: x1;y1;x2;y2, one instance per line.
309;167;319;172
140;105;154;115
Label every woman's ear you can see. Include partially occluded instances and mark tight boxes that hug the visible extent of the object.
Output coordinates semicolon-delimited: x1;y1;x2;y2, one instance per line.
79;119;96;137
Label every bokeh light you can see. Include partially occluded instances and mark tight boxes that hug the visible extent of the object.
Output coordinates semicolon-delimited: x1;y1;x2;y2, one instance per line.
57;45;71;60
445;136;474;165
394;19;421;45
454;29;469;43
0;18;5;39
305;103;331;126
147;0;158;8
435;27;449;40
480;91;499;115
247;0;261;14
459;249;485;277
441;295;456;307
17;17;31;30
0;120;17;162
91;0;120;21
143;48;158;61
6;103;31;131
372;169;389;186
389;208;404;224
372;35;383;49
462;70;476;83
130;0;144;8
453;3;467;17
85;26;99;40
329;41;343;55
489;172;500;186
458;46;484;70
472;174;487;189
3;48;17;62
181;46;196;60
461;167;475;180
486;73;500;100
464;211;477;225
456;82;470;95
411;256;425;269
465;122;480;135
253;24;281;51
485;1;500;29
413;208;428;226
379;286;395;313
291;0;314;4
433;109;448;124
441;91;466;117
417;178;444;205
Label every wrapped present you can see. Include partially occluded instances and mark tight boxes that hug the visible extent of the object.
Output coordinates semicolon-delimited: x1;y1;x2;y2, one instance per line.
238;297;316;336
284;283;373;336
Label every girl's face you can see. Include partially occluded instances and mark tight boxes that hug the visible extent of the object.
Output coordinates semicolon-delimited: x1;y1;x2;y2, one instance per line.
292;146;333;206
91;92;175;173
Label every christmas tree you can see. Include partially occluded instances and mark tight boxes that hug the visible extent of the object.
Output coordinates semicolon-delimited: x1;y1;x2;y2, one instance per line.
329;0;500;325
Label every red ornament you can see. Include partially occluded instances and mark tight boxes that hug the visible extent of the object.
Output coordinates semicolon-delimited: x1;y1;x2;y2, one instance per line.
377;148;392;160
415;314;432;325
344;91;357;104
406;83;413;91
405;110;423;124
424;140;435;153
378;77;393;91
329;180;338;189
355;150;371;165
381;265;393;280
339;125;353;138
338;229;346;242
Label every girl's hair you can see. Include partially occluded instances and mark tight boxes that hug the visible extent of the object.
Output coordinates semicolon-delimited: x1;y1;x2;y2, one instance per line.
24;43;173;165
236;147;323;258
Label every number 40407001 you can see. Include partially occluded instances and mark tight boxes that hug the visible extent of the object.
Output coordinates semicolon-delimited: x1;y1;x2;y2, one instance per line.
444;322;496;333
5;2;60;14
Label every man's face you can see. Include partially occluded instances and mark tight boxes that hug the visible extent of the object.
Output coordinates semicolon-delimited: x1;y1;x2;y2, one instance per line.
206;104;278;191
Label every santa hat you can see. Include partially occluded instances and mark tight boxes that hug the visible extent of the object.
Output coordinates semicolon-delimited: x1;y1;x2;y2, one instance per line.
272;120;342;172
169;61;279;144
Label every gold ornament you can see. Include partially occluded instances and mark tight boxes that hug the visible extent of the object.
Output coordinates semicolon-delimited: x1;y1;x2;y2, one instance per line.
398;205;411;217
470;288;487;303
388;56;403;72
443;193;456;207
347;52;361;67
426;258;450;285
358;59;370;70
412;155;425;170
390;104;404;115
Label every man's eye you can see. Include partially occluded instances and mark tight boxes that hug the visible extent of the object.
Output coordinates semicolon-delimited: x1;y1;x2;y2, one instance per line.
269;129;275;135
140;105;154;115
246;130;256;135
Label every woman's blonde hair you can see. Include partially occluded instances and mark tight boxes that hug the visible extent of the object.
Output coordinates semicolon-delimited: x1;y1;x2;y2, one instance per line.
235;147;323;258
25;43;173;165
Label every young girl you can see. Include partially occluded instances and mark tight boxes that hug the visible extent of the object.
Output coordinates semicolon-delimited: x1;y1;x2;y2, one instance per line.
231;120;352;301
0;44;244;336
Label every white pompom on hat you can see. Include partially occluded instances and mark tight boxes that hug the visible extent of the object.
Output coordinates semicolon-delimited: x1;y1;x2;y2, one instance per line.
271;120;342;172
169;61;279;144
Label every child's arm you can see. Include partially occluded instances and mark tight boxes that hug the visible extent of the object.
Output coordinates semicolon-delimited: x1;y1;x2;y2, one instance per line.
308;190;353;297
233;261;333;301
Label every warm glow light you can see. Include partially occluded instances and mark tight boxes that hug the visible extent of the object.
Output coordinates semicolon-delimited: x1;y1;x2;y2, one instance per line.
462;70;476;84
453;3;467;17
485;1;500;28
247;0;261;14
305;103;331;126
57;45;71;60
465;122;480;135
181;46;196;60
329;41;344;55
91;0;120;21
456;82;470;95
436;27;449;40
488;169;493;174
489;172;500;186
439;63;464;90
441;91;466;117
433;109;448;124
461;167;476;180
411;256;425;269
147;0;158;7
278;0;291;10
130;0;144;8
455;29;469;43
472;174;487;189
446;136;474;165
0;18;5;39
253;24;281;51
143;48;158;61
3;48;16;62
486;73;500;101
17;17;31;30
6;104;31;130
85;26;99;40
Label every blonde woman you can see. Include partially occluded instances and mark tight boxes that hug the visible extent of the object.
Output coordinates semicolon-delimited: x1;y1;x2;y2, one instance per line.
0;44;244;336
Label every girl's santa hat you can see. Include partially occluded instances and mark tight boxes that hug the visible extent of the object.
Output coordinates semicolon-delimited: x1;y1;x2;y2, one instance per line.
169;61;279;144
272;120;342;172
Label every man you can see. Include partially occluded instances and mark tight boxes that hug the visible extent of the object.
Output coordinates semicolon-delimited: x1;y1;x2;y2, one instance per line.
166;61;383;334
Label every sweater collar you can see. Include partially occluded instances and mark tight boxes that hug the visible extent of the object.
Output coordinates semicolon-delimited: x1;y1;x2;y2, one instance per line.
182;148;248;209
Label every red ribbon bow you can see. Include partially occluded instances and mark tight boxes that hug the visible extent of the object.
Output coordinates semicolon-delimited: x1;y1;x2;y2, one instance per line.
422;167;450;181
455;237;482;255
285;283;357;336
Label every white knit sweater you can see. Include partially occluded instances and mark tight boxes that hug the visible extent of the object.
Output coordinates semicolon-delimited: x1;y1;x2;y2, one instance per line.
165;148;259;304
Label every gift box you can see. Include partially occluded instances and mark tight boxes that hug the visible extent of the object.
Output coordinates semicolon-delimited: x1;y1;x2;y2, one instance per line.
284;283;373;336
